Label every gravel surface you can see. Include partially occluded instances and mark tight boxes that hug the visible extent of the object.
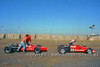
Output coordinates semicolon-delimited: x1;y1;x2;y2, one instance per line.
0;39;100;67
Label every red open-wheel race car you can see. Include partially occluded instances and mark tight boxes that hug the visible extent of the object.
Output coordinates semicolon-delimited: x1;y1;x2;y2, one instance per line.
4;43;47;54
58;44;96;54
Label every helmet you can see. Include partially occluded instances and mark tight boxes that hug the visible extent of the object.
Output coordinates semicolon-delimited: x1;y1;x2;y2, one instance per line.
71;39;76;42
29;35;31;38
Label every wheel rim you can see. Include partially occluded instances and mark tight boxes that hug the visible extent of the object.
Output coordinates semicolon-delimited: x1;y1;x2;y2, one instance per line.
35;50;39;53
88;49;92;54
60;49;65;54
35;48;40;53
5;47;10;53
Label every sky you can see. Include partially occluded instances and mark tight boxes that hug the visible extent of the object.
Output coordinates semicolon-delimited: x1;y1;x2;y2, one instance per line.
0;0;100;35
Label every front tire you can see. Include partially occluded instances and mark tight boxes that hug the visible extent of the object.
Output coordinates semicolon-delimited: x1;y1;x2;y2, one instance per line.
34;47;41;54
86;48;92;54
4;46;12;54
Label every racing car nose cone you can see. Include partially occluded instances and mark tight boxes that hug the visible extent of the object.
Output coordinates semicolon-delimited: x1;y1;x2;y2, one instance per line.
93;50;96;53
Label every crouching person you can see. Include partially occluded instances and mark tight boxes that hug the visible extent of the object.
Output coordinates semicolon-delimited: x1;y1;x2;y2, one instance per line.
26;35;31;45
17;34;30;52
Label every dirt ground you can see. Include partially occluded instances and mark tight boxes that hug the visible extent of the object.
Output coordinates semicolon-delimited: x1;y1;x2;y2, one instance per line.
0;39;100;67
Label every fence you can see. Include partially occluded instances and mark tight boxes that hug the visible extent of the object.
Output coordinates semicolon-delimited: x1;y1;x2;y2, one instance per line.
21;34;35;39
36;34;51;40
0;34;100;40
6;34;19;39
0;34;5;38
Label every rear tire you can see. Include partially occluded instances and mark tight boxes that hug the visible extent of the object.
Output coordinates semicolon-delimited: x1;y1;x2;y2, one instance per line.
4;46;12;54
86;48;92;54
34;47;41;54
59;47;67;54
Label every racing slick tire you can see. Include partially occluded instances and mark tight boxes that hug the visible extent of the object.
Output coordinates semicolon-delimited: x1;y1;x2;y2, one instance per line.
34;47;41;54
4;46;12;54
59;47;67;54
86;48;93;54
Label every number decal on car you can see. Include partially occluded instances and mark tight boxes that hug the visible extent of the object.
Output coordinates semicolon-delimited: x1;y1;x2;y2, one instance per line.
70;49;75;52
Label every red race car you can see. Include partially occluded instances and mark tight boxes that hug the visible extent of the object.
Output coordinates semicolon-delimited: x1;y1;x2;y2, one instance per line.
58;44;96;54
4;43;47;54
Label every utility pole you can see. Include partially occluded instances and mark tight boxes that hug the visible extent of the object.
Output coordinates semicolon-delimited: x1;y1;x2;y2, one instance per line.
18;27;20;34
89;25;95;34
83;35;86;46
1;26;4;33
